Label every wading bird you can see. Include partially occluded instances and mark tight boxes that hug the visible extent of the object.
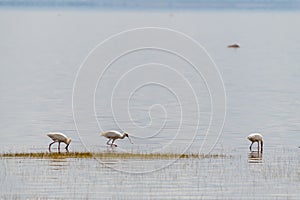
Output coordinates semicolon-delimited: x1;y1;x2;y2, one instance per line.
247;133;263;152
47;132;71;153
101;130;133;147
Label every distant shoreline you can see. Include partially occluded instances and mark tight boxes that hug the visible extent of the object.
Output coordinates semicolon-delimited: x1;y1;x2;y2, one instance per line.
0;0;300;11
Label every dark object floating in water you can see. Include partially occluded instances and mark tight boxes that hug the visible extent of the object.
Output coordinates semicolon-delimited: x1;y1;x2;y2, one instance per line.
228;43;240;48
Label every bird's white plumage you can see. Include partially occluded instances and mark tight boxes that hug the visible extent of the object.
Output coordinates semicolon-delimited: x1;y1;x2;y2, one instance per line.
101;130;132;147
101;130;123;139
247;133;263;152
47;132;71;144
47;132;71;152
247;133;263;142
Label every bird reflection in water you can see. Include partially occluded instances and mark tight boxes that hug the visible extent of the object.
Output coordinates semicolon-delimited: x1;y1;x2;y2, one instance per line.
248;151;262;163
48;159;68;171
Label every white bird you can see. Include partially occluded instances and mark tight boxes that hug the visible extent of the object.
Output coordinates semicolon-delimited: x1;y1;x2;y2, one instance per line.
247;133;263;152
101;130;133;147
47;132;71;153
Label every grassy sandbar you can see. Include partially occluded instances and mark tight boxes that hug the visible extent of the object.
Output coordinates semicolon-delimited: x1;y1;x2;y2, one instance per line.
0;152;228;159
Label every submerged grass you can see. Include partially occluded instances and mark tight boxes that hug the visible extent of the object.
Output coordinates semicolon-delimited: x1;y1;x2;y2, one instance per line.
0;152;228;159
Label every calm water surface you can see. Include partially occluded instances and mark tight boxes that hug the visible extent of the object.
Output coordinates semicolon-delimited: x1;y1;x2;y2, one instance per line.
0;9;300;199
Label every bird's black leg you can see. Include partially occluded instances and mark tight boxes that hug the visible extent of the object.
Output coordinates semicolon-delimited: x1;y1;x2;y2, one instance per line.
65;144;69;153
249;142;254;151
111;139;117;147
106;139;112;145
58;142;61;153
49;141;55;152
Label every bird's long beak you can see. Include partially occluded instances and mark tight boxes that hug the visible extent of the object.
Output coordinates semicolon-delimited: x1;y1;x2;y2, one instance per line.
127;136;133;144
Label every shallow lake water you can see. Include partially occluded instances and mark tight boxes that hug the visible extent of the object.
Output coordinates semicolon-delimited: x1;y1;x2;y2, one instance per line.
0;6;300;199
1;149;299;199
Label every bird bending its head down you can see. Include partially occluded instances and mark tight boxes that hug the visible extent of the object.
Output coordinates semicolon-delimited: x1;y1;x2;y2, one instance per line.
101;130;132;147
47;132;71;153
247;133;263;152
